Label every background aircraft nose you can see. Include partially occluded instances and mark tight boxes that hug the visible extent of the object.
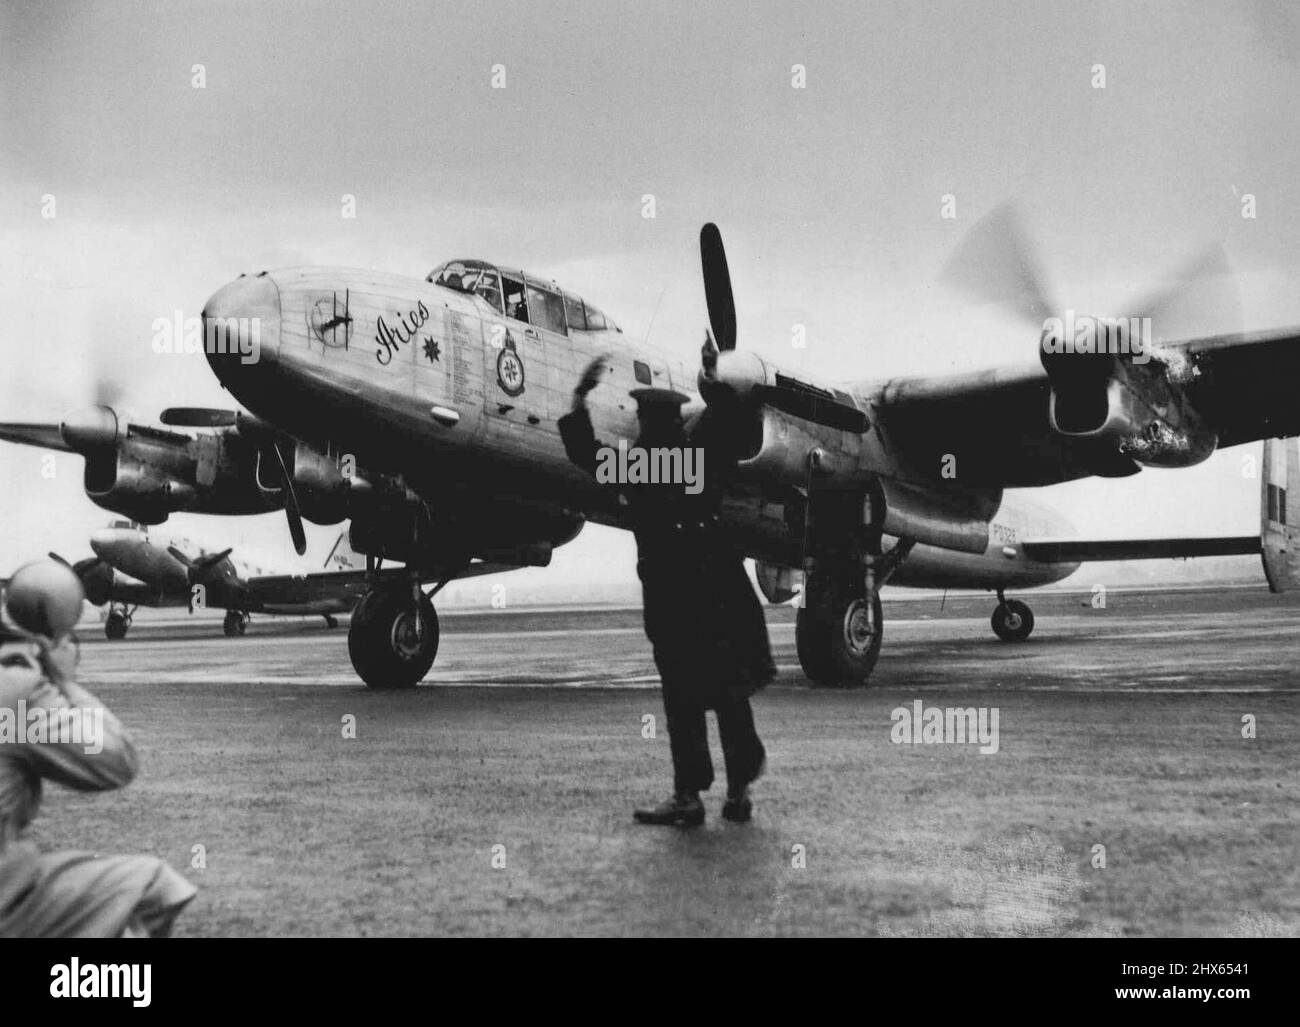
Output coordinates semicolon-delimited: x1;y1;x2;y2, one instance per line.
201;273;281;386
89;527;135;558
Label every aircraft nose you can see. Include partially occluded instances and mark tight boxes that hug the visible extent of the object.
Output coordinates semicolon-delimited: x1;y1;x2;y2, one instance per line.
89;528;129;559
201;273;281;388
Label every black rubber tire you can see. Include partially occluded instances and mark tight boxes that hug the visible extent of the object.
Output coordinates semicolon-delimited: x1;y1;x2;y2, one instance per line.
105;614;129;641
991;599;1034;642
797;584;883;688
348;588;439;689
223;612;246;638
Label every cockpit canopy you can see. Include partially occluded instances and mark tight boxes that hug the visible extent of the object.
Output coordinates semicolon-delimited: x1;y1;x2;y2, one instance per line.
427;260;621;336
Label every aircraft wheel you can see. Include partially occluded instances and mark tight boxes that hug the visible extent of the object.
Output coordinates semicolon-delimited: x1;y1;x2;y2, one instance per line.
223;611;247;637
324;614;339;629
992;599;1034;642
105;612;129;640
348;587;439;689
797;578;883;688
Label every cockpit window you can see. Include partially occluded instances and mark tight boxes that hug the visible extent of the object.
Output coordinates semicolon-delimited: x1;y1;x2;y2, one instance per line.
465;268;503;313
584;305;608;331
526;281;567;335
500;274;528;323
431;262;504;314
563;292;586;332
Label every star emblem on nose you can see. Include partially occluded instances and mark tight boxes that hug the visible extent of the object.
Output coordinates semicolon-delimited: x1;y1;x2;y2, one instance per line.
423;336;441;363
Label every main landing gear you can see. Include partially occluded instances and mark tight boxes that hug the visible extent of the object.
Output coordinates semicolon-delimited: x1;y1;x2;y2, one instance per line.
223;610;250;637
794;484;914;689
991;589;1034;642
104;603;134;640
348;578;441;689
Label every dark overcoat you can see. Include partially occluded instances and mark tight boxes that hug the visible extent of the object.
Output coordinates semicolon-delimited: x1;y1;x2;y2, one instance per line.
558;405;775;706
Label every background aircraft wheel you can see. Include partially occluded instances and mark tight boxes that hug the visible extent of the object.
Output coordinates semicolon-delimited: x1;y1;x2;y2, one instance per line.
223;611;247;637
105;612;129;640
324;614;339;629
796;580;883;688
348;588;439;689
992;599;1034;642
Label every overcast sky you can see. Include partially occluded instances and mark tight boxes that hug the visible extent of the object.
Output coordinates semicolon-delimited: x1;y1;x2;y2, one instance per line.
2;0;1299;596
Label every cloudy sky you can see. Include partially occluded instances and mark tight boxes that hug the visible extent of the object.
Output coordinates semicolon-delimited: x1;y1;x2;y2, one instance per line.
2;0;1298;597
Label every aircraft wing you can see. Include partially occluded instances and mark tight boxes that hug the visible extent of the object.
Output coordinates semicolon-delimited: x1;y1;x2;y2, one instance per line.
243;560;526;607
1020;536;1260;563
874;327;1300;488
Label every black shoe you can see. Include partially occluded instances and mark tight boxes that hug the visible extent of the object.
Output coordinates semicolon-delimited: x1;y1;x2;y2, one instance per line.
721;794;753;823
633;792;705;827
723;756;765;823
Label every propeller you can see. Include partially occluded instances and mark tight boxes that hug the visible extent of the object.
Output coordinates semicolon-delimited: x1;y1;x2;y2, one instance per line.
944;201;1242;362
700;223;737;352
941;201;1060;329
49;552;113;605
694;222;870;434
272;442;308;556
1122;244;1242;346
167;545;233;579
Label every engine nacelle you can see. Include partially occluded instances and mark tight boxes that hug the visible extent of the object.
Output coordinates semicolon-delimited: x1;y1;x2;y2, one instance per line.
1049;368;1217;468
736;408;868;489
255;442;369;525
84;454;193;524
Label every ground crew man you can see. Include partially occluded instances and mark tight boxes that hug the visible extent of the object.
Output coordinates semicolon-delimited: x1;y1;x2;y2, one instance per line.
559;351;775;826
0;559;197;937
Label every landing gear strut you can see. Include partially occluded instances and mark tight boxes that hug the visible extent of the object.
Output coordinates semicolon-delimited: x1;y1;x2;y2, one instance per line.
223;610;249;637
348;579;440;689
991;589;1034;642
104;603;133;640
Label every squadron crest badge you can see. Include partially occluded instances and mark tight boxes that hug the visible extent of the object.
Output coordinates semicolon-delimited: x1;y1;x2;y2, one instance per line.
496;333;525;397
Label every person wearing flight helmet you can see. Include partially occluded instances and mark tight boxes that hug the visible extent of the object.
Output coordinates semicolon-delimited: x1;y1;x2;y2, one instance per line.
0;559;197;937
559;344;775;827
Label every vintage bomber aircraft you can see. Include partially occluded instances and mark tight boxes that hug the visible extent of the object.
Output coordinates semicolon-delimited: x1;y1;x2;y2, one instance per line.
4;211;1299;687
28;521;367;638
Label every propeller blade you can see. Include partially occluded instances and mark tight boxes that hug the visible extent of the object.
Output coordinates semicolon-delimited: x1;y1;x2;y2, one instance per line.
942;202;1059;328
166;545;195;568
195;548;233;572
700;223;737;352
272;443;308;556
161;407;239;428
1123;244;1243;345
0;423;73;452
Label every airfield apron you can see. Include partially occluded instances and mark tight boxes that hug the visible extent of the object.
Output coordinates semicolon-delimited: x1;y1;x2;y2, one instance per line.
559;406;774;793
0;644;197;938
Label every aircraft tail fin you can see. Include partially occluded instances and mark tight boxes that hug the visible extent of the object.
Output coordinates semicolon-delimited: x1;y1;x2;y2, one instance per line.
324;526;366;572
1261;438;1300;592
